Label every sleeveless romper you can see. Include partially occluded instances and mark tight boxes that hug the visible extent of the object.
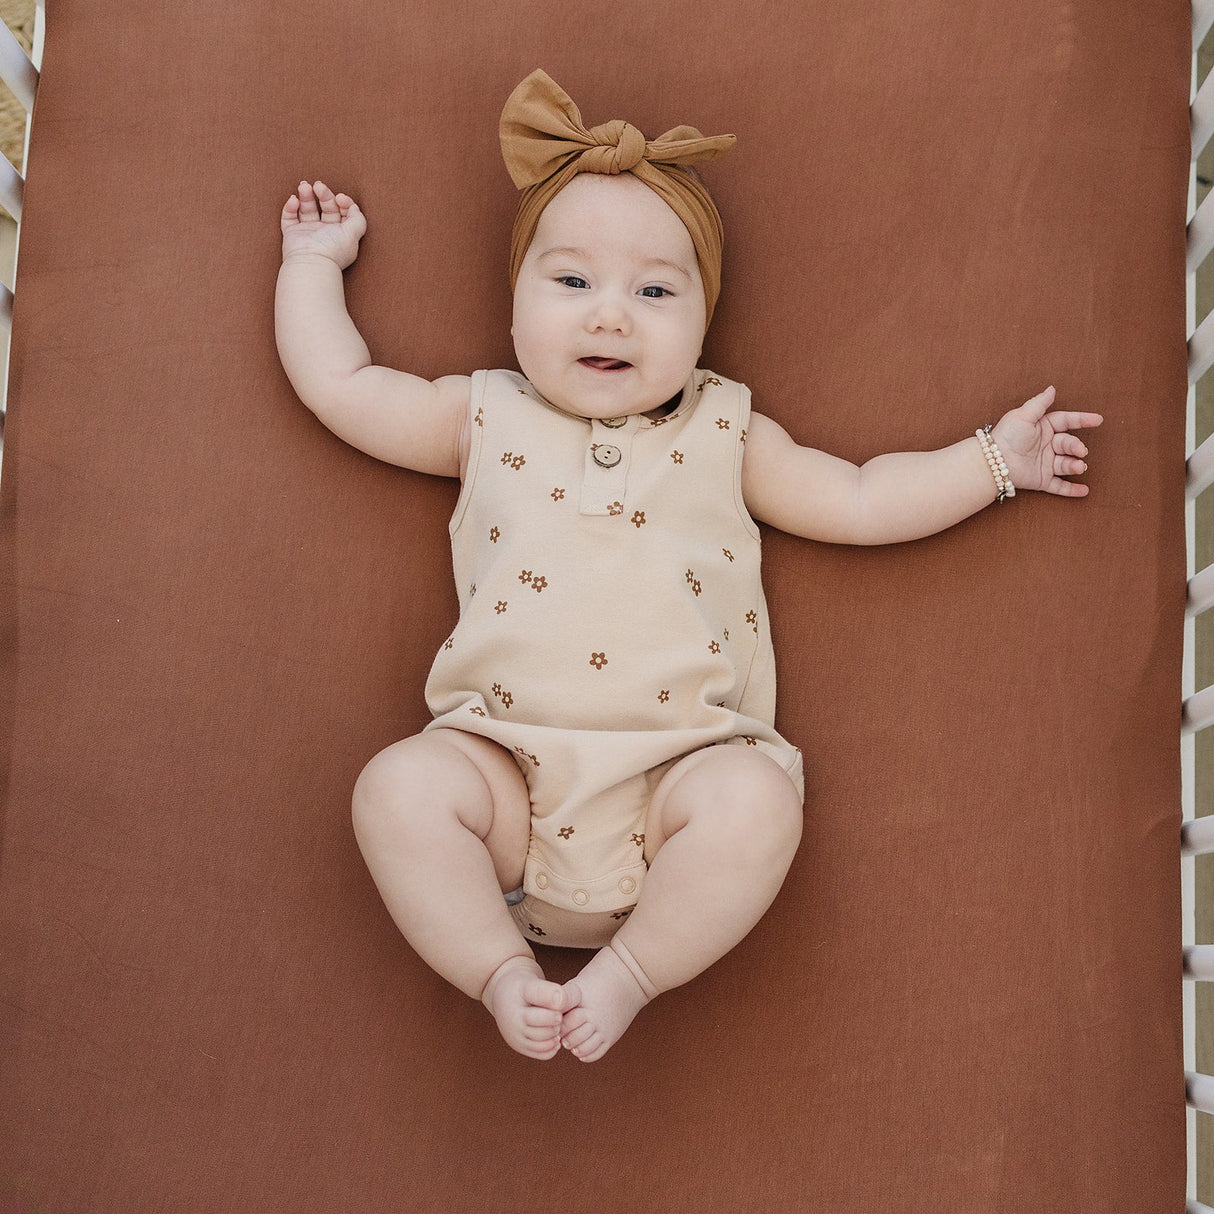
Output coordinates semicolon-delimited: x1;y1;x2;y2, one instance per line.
425;368;803;948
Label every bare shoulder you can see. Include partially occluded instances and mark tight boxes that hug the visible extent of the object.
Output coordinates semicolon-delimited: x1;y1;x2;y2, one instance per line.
743;410;794;456
740;411;798;498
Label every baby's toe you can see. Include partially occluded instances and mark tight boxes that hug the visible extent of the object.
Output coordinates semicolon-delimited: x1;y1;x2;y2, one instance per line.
524;979;570;1012
560;1005;589;1033
560;1018;597;1050
523;1039;562;1061
571;1033;607;1063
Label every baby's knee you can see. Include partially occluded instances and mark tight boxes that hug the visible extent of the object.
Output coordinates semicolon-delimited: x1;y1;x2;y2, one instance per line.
352;738;420;835
352;733;466;836
673;747;803;858
352;729;520;848
736;759;803;862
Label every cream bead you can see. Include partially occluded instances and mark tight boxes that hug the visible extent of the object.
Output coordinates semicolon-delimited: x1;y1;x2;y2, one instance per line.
976;426;1015;500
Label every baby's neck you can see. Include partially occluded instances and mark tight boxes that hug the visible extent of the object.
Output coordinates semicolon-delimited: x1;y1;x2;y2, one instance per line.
644;395;681;421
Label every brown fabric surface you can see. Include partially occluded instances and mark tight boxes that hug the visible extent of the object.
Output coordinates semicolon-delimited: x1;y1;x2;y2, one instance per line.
0;2;1189;1211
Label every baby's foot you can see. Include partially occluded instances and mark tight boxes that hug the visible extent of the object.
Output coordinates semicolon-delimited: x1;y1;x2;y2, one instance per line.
559;940;657;1063
481;955;579;1061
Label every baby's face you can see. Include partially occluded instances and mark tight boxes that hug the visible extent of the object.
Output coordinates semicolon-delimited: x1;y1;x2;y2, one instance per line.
512;174;707;419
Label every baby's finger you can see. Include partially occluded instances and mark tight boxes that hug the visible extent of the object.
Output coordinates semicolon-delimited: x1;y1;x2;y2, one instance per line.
1053;431;1088;458
280;193;300;224
1047;410;1104;432
313;180;343;223
1047;475;1090;497
1018;385;1057;422
1055;454;1087;477
296;180;320;223
334;193;367;232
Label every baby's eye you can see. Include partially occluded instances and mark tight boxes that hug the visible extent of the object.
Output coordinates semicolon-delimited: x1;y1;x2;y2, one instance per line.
639;285;671;299
557;275;589;289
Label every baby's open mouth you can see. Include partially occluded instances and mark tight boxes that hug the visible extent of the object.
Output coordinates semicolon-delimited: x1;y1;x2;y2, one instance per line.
579;356;632;371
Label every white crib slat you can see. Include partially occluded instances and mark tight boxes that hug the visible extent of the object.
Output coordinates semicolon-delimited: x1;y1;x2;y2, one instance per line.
1184;815;1214;856
1190;188;1214;276
1190;562;1214;618
1185;946;1214;978
1197;0;1214;50
1183;684;1214;734
0;151;22;221
1187;1071;1214;1113
0;17;36;113
1195;69;1214;159
1190;309;1214;391
1188;1202;1214;1214
1188;429;1214;498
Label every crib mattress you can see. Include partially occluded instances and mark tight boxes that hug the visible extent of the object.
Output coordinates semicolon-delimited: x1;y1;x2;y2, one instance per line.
0;1;1189;1210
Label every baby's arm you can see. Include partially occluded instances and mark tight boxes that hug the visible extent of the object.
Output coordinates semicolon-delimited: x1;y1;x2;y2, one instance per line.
742;387;1102;545
276;181;469;477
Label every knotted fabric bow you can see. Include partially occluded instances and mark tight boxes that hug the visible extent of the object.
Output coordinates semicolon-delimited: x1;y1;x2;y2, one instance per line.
500;69;736;325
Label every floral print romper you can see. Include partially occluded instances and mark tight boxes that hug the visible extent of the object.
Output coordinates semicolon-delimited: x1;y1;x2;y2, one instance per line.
425;368;803;948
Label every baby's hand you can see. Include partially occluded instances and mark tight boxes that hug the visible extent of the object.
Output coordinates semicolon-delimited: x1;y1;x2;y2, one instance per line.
280;180;367;269
991;386;1103;497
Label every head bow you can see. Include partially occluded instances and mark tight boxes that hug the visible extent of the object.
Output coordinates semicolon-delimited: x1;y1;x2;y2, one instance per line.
500;69;736;326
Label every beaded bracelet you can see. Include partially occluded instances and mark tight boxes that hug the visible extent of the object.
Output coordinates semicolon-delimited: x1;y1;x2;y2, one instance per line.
975;425;1015;501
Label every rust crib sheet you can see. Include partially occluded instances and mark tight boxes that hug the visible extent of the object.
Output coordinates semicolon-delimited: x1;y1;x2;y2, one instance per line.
0;1;1190;1210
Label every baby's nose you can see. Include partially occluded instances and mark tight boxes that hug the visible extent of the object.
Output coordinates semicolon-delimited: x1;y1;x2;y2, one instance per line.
588;294;631;334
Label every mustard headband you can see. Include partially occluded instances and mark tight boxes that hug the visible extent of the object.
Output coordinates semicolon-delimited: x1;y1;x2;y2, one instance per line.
500;69;736;325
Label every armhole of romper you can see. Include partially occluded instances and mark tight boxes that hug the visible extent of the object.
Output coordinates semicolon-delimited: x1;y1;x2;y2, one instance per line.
447;369;488;537
732;381;762;543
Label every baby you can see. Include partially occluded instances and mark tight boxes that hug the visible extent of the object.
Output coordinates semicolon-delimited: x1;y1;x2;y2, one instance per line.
275;69;1101;1063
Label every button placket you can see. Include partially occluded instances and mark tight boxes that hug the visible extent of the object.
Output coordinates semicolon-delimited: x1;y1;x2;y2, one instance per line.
580;415;639;515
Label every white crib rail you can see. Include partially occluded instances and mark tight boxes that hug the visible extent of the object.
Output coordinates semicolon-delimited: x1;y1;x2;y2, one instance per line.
1182;1;1214;1206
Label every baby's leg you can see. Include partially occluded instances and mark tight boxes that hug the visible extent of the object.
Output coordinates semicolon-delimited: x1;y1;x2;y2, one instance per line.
559;746;803;1062
352;728;575;1060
